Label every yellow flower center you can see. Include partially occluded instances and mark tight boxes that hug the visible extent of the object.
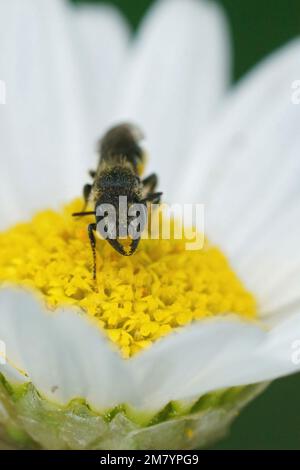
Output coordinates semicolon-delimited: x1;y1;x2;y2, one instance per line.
0;199;257;358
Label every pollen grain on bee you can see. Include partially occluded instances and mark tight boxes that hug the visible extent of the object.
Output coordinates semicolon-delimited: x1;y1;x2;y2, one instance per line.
95;196;205;251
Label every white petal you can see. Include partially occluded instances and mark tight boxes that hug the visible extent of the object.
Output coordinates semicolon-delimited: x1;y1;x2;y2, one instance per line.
178;39;300;319
2;288;300;410
110;0;230;198
130;312;300;409
0;0;129;229
0;287;136;409
70;3;130;178
2;287;298;411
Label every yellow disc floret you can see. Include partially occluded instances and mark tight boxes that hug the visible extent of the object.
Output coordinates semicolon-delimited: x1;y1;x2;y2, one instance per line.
0;199;257;357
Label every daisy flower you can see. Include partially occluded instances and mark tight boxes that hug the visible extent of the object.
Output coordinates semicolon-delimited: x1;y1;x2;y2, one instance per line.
0;0;299;450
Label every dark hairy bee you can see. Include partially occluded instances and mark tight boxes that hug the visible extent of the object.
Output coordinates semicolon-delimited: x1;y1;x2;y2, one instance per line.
72;123;162;280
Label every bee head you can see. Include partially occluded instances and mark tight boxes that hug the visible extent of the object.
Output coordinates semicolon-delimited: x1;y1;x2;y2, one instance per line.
96;173;147;256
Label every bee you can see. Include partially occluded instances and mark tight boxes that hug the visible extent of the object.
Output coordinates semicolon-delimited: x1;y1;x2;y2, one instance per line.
72;123;162;280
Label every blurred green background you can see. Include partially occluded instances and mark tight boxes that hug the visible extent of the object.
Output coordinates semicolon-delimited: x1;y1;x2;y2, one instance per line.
74;0;300;450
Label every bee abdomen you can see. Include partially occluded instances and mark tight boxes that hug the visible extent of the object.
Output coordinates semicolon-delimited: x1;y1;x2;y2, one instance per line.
99;123;145;173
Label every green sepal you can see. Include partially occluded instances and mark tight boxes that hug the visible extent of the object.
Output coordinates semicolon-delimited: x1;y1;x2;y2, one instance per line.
0;373;267;450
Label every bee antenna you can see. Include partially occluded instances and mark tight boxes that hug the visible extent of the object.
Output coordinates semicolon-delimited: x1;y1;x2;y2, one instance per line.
72;211;96;217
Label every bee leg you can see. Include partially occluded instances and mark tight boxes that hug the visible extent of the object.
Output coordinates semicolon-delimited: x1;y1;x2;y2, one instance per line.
144;192;163;205
107;238;127;256
107;237;141;256
129;236;141;255
88;223;97;280
89;170;96;179
142;173;158;194
82;183;92;212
